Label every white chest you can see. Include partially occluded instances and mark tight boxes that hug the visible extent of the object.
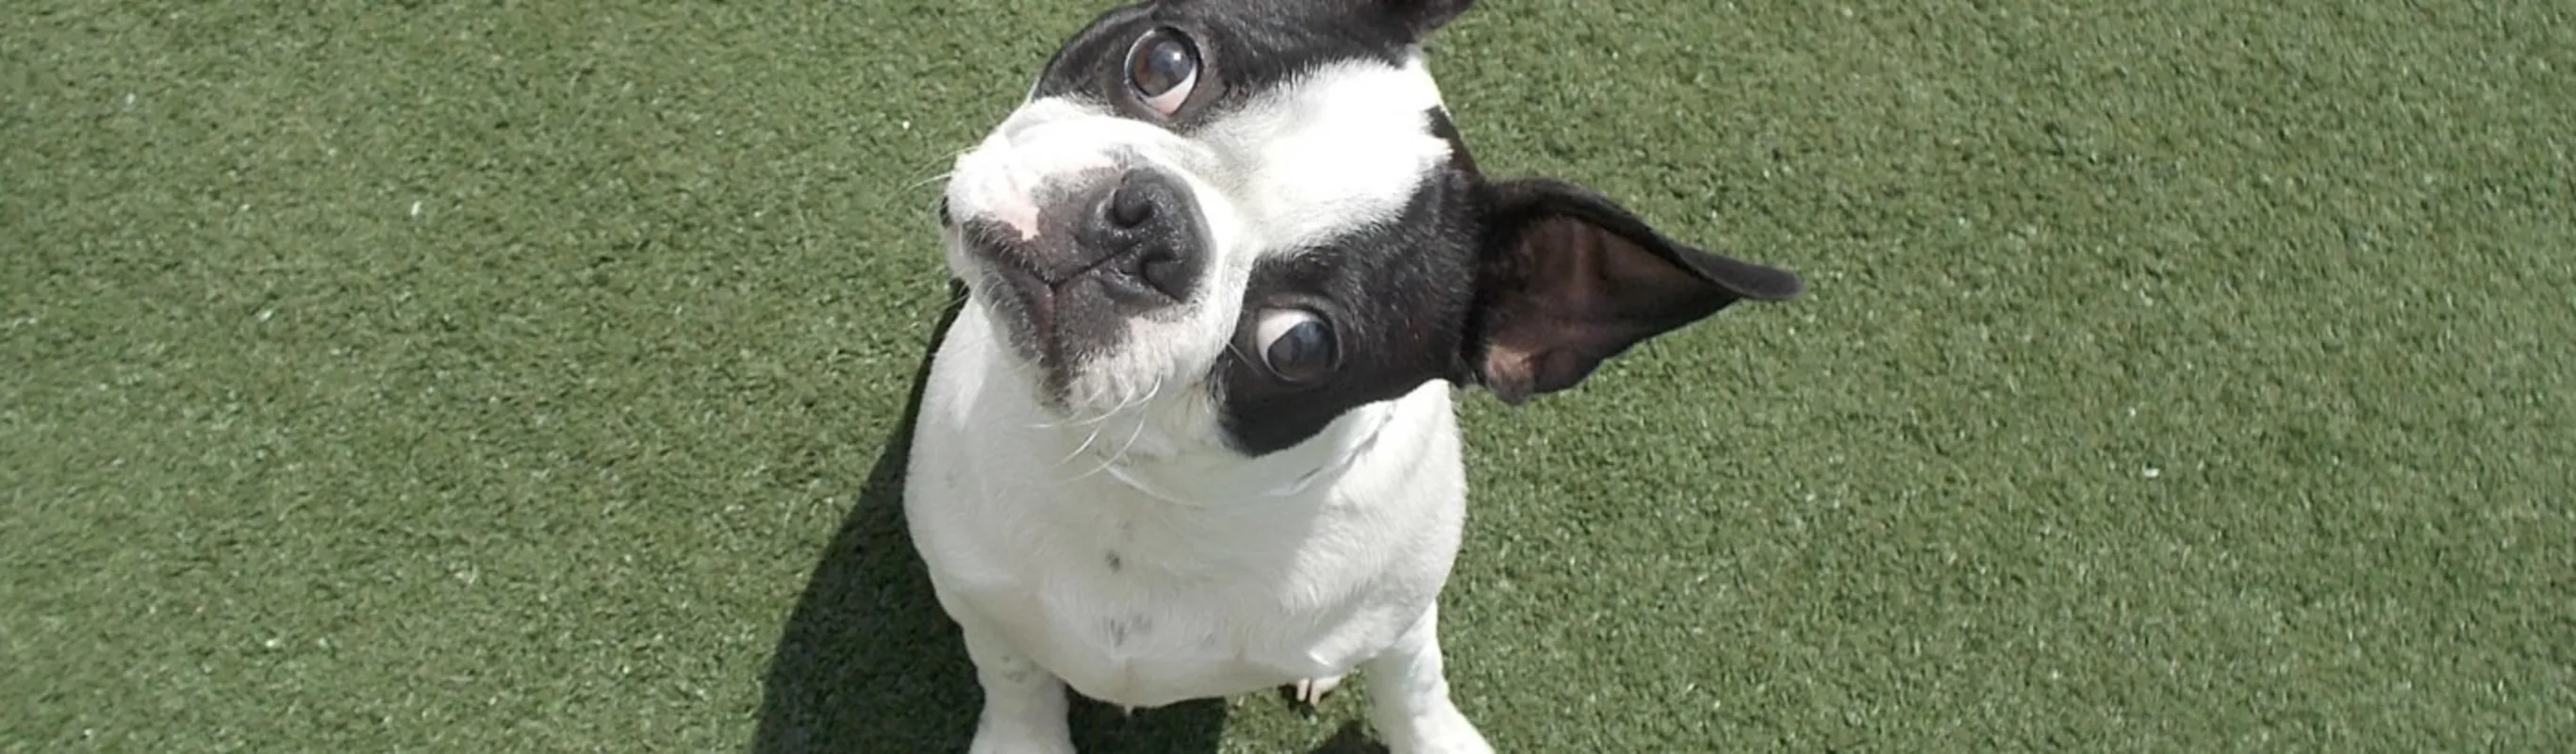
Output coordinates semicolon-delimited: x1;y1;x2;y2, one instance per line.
901;325;1469;707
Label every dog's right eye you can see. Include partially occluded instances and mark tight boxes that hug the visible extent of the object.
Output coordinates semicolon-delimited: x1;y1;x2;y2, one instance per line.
1124;28;1199;117
1254;309;1338;385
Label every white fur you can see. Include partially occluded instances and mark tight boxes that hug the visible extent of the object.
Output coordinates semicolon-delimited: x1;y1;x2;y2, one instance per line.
1197;57;1452;254
913;51;1493;753
912;304;1464;702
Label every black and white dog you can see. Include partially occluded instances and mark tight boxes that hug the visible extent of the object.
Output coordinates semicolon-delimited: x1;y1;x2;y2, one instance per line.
906;1;1800;750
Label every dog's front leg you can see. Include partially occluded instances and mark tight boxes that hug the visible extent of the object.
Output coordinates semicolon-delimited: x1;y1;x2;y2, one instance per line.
1362;605;1493;754
959;622;1074;754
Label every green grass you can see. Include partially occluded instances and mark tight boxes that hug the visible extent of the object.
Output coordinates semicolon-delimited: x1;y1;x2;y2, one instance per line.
6;1;2571;750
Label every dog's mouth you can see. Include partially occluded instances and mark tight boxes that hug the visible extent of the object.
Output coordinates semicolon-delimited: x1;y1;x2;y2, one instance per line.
948;166;1210;391
976;249;1113;375
954;221;1169;390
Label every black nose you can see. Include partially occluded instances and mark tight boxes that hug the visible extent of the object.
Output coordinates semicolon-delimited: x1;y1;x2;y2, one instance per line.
1105;178;1154;229
1084;169;1201;303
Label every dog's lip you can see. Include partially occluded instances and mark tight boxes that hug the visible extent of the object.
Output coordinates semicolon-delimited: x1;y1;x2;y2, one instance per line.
958;215;1175;375
988;262;1056;325
981;260;1078;371
958;217;1117;285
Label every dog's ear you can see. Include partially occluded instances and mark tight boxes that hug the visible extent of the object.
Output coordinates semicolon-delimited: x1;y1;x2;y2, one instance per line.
1464;178;1802;405
1376;0;1475;39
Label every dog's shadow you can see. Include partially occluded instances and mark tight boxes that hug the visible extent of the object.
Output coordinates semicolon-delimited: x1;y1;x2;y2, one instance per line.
753;287;1378;753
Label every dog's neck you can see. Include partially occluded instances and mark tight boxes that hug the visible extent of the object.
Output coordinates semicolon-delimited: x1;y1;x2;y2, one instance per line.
1092;394;1405;507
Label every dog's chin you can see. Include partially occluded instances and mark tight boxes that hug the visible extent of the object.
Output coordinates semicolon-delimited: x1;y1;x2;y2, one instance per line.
966;273;1173;418
975;266;1068;376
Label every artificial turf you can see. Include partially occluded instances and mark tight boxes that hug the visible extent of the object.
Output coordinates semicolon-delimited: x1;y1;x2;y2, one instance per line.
5;1;2570;750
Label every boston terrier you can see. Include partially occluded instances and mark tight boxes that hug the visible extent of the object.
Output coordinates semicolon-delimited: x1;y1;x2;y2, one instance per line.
905;1;1802;750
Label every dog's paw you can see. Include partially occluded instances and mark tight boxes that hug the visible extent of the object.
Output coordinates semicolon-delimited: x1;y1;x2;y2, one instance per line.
1287;674;1345;707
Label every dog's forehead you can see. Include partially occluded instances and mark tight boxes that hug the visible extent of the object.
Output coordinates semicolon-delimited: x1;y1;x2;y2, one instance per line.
1012;2;1454;255
1031;0;1422;107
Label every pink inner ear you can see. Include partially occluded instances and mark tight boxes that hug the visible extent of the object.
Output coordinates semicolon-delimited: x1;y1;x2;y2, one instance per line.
1524;217;1626;329
1479;216;1728;402
1502;216;1703;348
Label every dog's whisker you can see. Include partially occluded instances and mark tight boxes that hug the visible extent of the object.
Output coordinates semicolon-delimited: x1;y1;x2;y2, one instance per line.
1049;372;1160;451
1065;381;1161;484
1059;417;1110;466
907;171;957;192
947;328;1119;434
1221;339;1259;371
1100;399;1155;469
901;146;976;192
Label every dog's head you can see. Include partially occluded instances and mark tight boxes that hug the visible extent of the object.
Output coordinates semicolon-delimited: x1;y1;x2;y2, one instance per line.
938;0;1802;462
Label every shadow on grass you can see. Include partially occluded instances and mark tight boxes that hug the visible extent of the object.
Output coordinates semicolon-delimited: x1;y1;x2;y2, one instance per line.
751;283;1231;752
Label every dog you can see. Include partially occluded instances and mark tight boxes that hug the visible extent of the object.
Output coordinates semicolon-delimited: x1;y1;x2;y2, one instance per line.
904;1;1802;750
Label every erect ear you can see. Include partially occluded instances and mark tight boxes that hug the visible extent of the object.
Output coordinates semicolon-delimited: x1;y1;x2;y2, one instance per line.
1465;178;1804;405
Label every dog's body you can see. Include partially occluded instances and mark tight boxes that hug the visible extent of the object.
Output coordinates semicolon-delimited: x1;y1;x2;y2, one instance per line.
909;323;1468;707
905;1;1801;751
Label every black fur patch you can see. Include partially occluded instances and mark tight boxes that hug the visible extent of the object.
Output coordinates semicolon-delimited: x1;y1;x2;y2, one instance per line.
1212;108;1488;456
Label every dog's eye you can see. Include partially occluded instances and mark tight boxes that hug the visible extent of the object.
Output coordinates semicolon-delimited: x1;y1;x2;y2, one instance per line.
1254;309;1338;385
1125;28;1199;117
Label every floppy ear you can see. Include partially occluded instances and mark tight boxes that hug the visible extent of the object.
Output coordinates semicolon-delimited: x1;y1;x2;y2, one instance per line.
1465;178;1803;404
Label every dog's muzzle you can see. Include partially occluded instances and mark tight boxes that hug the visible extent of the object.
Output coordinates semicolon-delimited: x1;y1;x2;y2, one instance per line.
949;164;1211;373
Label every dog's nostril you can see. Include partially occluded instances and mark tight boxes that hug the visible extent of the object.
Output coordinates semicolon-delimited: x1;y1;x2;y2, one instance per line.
1105;180;1155;230
1144;254;1180;295
1137;249;1189;299
1085;169;1199;303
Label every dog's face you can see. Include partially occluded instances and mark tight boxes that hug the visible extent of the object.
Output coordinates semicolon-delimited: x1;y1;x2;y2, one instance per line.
938;0;1802;460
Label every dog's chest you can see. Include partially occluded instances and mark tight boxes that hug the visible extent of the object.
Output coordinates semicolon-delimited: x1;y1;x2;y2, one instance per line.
909;444;1461;707
904;336;1468;707
948;494;1407;705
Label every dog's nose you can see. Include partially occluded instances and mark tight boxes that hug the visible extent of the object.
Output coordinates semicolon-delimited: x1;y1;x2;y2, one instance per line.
1085;169;1201;303
1105;178;1155;230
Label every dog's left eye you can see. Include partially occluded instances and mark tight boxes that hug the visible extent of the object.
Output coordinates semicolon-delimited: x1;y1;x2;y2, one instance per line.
1125;28;1199;117
1254;309;1338;385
